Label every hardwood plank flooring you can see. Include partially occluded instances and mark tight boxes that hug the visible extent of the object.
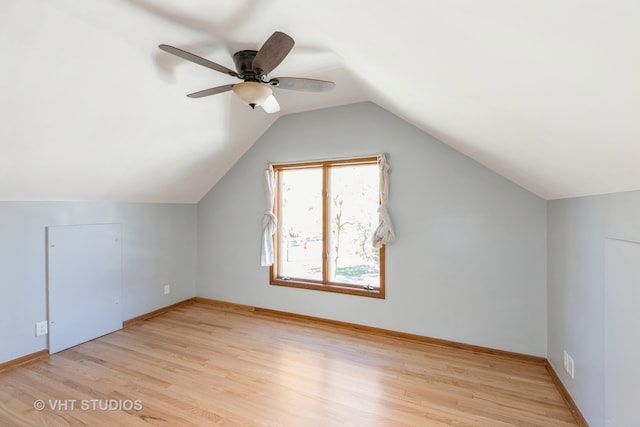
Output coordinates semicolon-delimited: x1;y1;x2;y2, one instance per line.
0;303;578;426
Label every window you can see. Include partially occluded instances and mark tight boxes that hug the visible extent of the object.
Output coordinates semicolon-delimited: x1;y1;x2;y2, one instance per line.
270;157;385;298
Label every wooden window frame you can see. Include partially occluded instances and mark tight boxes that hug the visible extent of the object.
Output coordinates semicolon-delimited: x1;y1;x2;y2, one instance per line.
270;157;385;299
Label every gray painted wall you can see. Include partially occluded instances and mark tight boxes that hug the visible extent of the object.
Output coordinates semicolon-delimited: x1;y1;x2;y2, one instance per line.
548;190;640;426
0;202;197;364
197;102;548;356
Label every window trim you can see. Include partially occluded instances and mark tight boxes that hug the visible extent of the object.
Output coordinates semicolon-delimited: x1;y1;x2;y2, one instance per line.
269;157;385;299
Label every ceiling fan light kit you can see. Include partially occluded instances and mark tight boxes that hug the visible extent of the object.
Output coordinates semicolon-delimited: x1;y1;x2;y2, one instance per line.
232;82;272;109
159;31;335;113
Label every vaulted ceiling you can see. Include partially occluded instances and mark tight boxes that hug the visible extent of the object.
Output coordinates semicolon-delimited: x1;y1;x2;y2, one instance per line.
2;1;639;202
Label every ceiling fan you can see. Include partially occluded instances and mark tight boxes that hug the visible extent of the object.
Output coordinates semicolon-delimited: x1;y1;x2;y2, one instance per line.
159;31;335;113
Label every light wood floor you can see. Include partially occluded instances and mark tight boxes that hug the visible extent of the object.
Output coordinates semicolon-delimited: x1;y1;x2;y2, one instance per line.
0;303;578;426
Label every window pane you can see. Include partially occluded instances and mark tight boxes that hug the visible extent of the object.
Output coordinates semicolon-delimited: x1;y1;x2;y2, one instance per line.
278;167;323;281
328;164;380;288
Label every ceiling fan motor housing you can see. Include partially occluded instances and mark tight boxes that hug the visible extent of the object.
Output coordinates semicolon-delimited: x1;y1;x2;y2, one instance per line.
233;50;260;80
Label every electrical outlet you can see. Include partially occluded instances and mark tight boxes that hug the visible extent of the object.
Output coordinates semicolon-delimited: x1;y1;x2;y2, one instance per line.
36;321;48;337
164;285;170;295
567;354;575;379
563;350;575;379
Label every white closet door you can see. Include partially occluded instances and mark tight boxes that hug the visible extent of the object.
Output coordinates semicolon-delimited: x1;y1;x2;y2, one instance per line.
47;223;122;354
605;238;640;427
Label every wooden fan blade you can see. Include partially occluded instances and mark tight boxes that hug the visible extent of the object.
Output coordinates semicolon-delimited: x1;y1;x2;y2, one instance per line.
252;32;294;75
261;95;280;114
159;44;238;77
187;84;235;98
271;77;335;92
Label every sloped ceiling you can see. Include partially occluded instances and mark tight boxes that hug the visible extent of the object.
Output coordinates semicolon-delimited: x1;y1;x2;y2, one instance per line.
1;0;639;202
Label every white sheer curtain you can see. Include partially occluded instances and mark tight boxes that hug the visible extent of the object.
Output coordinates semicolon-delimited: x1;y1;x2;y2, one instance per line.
372;153;396;248
260;166;277;266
